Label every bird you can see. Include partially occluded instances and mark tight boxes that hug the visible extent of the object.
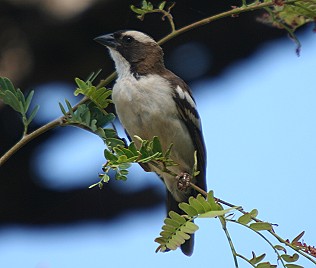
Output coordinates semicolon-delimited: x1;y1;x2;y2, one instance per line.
94;30;207;256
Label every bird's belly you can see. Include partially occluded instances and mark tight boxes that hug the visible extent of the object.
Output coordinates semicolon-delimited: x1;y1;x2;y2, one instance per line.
112;78;195;172
112;76;196;201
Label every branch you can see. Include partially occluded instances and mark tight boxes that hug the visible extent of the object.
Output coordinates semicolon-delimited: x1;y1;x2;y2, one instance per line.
157;0;300;45
0;96;88;167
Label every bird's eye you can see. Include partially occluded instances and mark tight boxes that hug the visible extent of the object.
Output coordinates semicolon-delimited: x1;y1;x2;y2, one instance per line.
122;35;134;44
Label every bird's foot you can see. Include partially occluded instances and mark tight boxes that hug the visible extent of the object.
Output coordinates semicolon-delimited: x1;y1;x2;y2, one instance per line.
176;172;192;191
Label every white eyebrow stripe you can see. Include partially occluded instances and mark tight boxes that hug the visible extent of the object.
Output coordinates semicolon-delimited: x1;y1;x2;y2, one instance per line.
122;31;155;44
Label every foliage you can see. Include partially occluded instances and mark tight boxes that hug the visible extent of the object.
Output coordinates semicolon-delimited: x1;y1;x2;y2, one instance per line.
59;99;116;140
155;191;237;253
91;136;176;189
257;0;316;53
261;0;316;31
1;0;316;267
0;77;39;136
130;0;175;31
130;0;173;20
74;75;112;111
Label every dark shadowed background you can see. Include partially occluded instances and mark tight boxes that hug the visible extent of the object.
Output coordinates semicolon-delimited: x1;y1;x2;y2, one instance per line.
0;0;315;267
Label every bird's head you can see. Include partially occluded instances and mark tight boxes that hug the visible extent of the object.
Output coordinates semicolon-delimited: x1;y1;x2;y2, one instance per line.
94;30;165;77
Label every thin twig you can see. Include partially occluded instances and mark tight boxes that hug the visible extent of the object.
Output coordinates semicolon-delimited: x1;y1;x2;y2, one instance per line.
235;253;256;267
269;229;316;265
157;0;299;46
228;219;287;267
219;216;239;268
0;96;88;167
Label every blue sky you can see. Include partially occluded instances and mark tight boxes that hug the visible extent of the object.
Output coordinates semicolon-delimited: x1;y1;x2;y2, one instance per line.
1;30;315;267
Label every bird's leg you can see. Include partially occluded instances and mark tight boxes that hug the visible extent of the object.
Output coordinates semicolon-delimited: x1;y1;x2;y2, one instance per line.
176;172;192;191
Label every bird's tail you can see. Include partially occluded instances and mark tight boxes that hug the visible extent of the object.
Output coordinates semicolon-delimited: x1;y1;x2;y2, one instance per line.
166;190;194;256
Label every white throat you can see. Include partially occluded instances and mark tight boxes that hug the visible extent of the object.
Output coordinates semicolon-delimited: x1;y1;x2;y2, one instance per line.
108;48;131;79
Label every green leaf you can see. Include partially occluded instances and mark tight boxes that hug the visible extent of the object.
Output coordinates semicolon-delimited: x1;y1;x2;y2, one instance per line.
74;78;112;110
249;222;273;231
171;234;185;245
162;224;176;232
113;147;125;156
2;90;21;112
274;244;287;253
250;209;258;218
24;90;34;113
196;194;212;211
16;89;26;109
291;231;305;244
0;77;16;92
188;196;205;214
147;1;153;10
249;252;266;265
142;0;148;9
180;222;199;234
119;169;129;175
155;215;198;253
166;240;178;250
159;1;166;10
281;253;299;263
238;213;252;225
168;211;186;224
130;5;145;14
177;231;190;240
106;138;126;148
104;149;118;161
164;143;173;158
118;163;131;170
101;173;110;183
65;99;73;115
115;173;127;181
75;77;88;90
178;202;198;217
152;136;162;153
27;105;40;125
164;218;180;228
120;147;136;159
59;102;67;115
206;190;218;210
128;142;138;155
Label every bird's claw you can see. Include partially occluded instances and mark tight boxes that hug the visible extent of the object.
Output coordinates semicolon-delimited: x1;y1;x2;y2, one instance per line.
176;172;191;191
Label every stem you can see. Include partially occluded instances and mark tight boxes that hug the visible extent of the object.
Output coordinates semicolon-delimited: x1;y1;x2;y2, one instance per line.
228;219;287;267
157;0;299;46
219;216;239;268
189;182;207;196
0;118;62;166
268;230;316;265
0;96;88;167
141;8;176;32
235;253;256;267
97;71;116;88
189;182;316;265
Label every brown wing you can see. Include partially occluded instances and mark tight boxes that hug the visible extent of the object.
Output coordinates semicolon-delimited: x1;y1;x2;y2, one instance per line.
166;72;207;192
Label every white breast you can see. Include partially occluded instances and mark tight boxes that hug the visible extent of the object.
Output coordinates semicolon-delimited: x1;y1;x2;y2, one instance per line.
112;74;195;176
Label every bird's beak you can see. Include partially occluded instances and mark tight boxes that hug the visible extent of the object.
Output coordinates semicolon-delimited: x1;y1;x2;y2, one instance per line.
94;33;117;48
